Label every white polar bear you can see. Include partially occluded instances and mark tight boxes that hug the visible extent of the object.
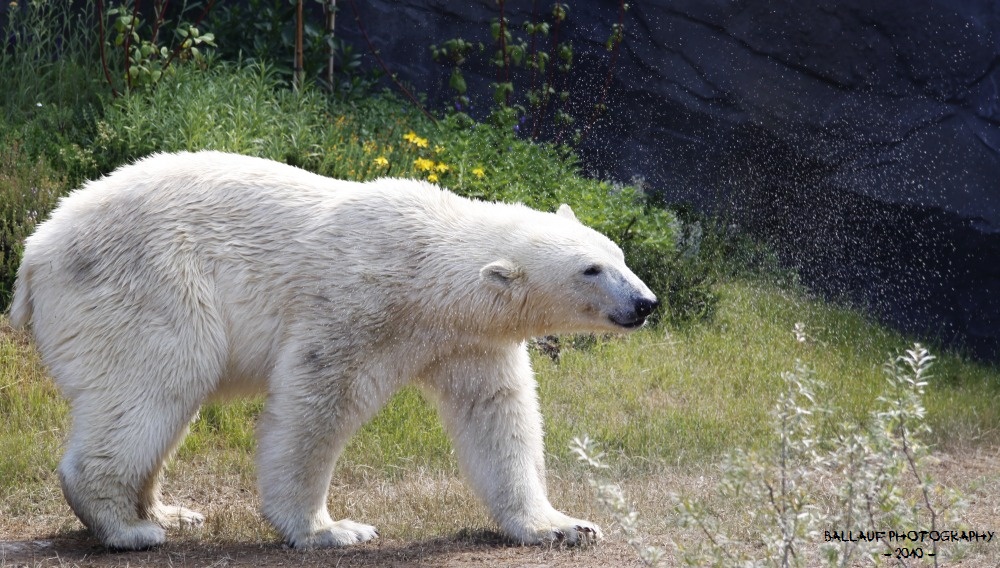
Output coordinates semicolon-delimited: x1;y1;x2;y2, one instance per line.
9;151;658;551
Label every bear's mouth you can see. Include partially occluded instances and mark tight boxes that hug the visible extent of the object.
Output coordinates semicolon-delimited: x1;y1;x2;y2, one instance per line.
610;315;647;330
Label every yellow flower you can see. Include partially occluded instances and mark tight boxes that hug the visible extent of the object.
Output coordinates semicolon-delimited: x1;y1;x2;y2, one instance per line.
373;156;389;167
414;157;435;171
434;145;445;154
427;173;439;183
362;140;377;154
403;131;430;148
472;167;486;179
434;162;450;173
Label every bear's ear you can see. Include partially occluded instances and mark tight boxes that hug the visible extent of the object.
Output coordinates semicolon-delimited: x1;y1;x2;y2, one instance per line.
556;203;578;222
480;259;524;289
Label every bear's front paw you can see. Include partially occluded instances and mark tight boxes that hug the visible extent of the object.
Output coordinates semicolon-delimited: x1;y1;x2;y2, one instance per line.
512;512;603;546
539;519;603;546
289;519;379;549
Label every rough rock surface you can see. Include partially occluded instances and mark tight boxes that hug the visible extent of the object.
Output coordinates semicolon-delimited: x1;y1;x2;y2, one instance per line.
340;0;1000;359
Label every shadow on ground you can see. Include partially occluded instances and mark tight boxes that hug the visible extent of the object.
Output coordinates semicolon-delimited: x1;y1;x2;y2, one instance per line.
0;528;644;568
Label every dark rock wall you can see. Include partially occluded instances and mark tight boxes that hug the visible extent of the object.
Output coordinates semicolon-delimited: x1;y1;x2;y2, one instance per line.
340;0;1000;359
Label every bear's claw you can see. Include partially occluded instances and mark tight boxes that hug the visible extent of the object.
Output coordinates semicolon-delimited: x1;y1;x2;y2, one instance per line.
523;515;602;546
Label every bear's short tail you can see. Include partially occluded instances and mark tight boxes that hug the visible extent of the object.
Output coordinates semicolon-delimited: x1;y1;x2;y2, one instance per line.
8;262;33;329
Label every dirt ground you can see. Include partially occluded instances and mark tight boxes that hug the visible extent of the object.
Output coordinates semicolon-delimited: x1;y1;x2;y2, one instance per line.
3;448;1000;567
0;532;650;568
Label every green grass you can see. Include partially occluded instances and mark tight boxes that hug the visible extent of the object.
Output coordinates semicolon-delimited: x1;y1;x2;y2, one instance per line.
541;281;1000;470
5;278;998;499
0;325;66;494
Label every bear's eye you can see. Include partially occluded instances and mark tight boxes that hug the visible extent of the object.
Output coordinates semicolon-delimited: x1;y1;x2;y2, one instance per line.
583;265;602;276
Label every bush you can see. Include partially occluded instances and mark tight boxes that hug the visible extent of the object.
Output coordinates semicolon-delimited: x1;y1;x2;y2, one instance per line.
672;343;965;567
94;62;325;170
0;137;67;310
94;62;429;176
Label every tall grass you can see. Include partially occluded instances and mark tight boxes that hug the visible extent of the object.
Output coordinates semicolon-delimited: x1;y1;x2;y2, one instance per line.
0;1;104;123
0;1;107;186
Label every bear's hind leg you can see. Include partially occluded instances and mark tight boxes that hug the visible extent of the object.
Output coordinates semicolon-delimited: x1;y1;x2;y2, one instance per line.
138;423;205;531
60;393;203;550
256;361;391;549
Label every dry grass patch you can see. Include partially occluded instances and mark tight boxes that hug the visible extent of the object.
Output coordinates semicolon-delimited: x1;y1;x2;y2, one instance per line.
4;455;1000;567
0;464;660;567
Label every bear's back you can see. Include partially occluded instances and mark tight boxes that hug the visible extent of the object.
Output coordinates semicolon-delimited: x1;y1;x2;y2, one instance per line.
19;152;499;317
43;152;341;235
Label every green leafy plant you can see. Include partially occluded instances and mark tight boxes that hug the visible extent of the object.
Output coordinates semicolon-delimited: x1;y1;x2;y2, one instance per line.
429;38;483;109
100;0;217;92
108;9;215;89
428;1;612;140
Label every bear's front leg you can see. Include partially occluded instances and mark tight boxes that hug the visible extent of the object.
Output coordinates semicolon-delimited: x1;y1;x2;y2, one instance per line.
426;344;602;545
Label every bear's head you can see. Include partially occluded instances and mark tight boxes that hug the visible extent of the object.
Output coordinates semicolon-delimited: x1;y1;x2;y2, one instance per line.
479;204;659;336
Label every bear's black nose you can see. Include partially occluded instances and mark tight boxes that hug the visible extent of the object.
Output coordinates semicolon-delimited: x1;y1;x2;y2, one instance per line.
634;297;659;318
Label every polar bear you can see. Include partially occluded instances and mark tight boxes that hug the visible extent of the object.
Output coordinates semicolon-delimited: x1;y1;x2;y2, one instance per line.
9;151;658;551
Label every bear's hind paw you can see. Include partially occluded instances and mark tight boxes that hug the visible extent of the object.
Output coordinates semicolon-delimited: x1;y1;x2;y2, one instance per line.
290;519;379;549
102;520;167;551
150;504;205;530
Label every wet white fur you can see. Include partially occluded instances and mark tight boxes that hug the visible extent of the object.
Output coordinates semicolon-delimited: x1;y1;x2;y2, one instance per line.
10;151;656;550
